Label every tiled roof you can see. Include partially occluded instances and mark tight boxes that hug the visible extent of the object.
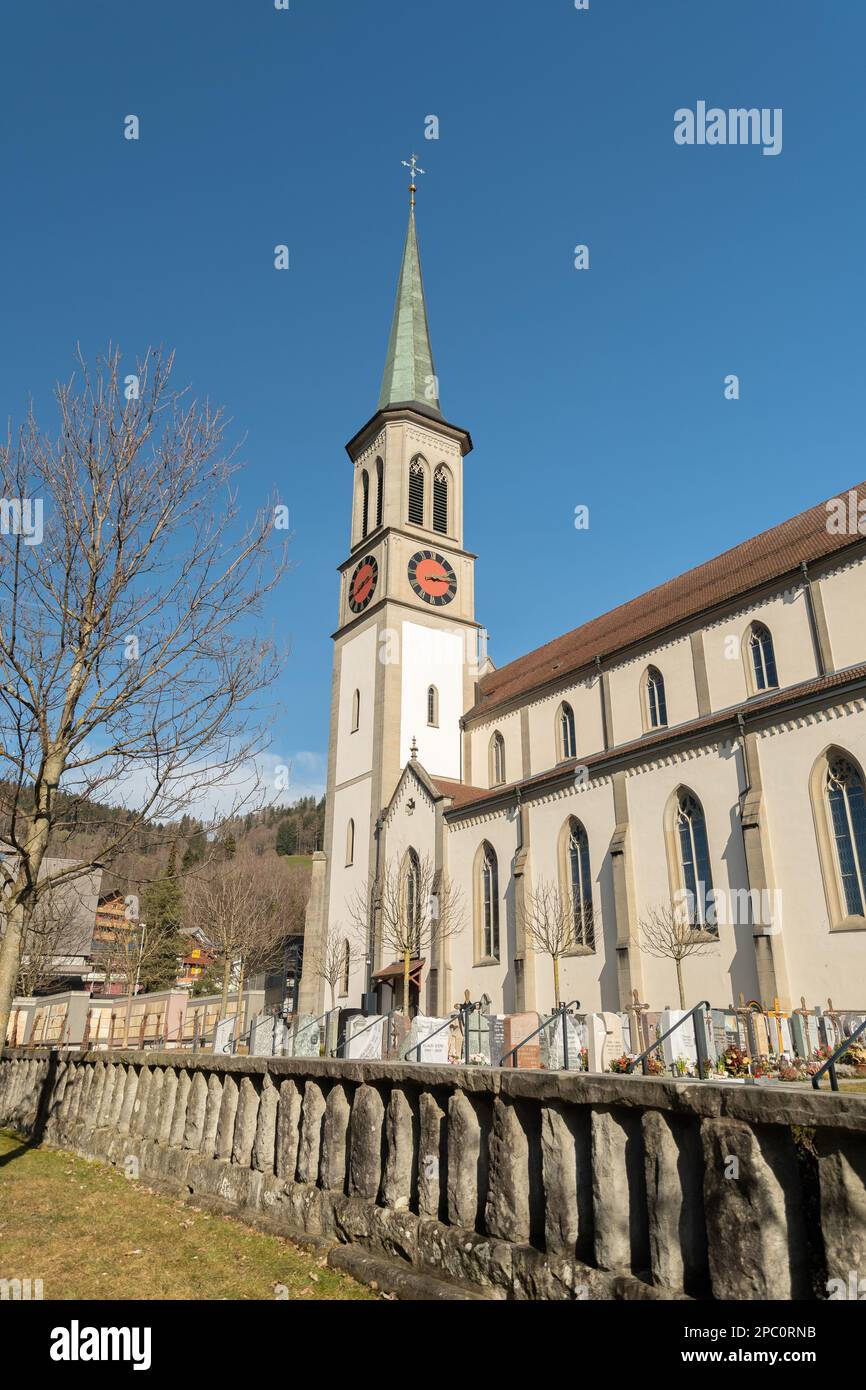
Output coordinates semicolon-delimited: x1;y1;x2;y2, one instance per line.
437;663;866;817
467;483;866;722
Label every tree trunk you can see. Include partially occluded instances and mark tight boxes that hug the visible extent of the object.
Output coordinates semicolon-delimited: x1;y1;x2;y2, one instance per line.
213;956;232;1052
676;958;686;1010
0;900;27;1060
403;949;411;1018
552;954;561;1009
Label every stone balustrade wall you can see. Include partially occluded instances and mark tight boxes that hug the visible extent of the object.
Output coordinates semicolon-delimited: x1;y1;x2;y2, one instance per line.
2;1050;864;1300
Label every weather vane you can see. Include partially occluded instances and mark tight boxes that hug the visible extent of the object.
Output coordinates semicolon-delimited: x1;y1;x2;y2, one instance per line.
401;153;426;210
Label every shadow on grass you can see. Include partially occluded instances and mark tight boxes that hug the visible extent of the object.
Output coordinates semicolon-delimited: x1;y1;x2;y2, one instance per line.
0;1049;61;1163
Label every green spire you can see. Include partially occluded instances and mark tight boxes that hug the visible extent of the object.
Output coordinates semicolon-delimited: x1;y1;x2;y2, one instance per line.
378;209;441;417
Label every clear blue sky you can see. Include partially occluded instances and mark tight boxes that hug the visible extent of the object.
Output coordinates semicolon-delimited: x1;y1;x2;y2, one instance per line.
2;0;864;801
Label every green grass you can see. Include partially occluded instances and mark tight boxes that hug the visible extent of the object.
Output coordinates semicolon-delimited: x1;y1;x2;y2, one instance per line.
0;1129;376;1302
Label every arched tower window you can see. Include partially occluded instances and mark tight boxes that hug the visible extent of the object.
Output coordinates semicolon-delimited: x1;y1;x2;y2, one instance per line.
489;732;506;787
748;622;778;692
408;459;425;527
350;689;360;732
558;702;576;760
346;818;355;866
427;685;439;727
375;457;384;529
433;466;449;534
361;469;370;539
644;666;668;730
565;817;594;949
341;939;351;996
476;841;500;960
675;791;714;928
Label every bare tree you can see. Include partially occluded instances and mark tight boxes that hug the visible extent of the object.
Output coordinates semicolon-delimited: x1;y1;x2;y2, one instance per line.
638;901;718;1009
347;853;464;1016
307;922;356;1012
183;850;290;1046
523;878;588;1008
0;345;289;1055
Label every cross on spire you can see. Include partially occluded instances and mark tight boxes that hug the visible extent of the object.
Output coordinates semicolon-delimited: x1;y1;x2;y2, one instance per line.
401;153;426;210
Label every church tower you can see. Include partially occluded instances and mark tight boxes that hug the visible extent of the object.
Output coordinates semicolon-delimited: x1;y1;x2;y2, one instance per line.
299;172;479;1013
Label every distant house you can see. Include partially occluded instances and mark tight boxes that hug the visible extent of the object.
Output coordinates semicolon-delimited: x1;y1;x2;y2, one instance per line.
0;847;103;995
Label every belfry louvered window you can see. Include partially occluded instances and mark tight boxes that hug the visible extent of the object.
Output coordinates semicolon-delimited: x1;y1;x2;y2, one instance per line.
408;460;425;527
433;467;448;534
375;458;384;528
361;470;369;539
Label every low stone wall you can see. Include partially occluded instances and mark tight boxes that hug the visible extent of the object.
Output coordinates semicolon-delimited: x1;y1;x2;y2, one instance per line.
2;1050;864;1300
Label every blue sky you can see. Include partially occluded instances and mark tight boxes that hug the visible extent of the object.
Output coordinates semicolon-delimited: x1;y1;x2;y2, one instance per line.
2;0;864;802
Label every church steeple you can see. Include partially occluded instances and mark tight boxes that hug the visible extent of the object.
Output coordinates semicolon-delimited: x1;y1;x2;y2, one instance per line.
377;203;442;419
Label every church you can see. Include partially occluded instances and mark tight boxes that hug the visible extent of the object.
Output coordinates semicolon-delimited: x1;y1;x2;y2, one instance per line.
299;184;866;1025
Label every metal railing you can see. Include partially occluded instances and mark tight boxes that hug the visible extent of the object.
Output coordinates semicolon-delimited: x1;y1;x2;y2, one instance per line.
405;1000;482;1065
626;1001;711;1080
811;1015;866;1091
498;1001;581;1070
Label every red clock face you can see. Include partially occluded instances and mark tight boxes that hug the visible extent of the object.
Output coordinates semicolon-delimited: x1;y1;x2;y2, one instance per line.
348;555;378;614
408;550;457;606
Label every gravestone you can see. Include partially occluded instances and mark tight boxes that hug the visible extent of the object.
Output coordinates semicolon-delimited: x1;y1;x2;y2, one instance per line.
644;1012;661;1049
345;1013;385;1060
292;1014;322;1058
617;1013;632;1054
400;1014;450;1064
693;1007;716;1064
711;1009;739;1058
747;1011;771;1059
213;1015;236;1055
502;1012;542;1069
660;1009;697;1069
249;1013;289;1057
778;1017;794;1056
542;1012;583;1071
843;1012;866;1038
586;1012;624;1072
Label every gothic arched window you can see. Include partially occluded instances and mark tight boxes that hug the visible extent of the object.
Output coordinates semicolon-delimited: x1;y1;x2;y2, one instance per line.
341;939;351;996
675;791;714;928
350;688;360;732
405;849;422;954
361;469;370;539
644;666;668;730
346;818;355;866
565;817;594;949
748;622;778;692
558;702;576;760
826;755;866;918
433;466;449;534
427;685;439;727
477;841;500;960
375;457;384;529
489;732;506;787
408;459;425;527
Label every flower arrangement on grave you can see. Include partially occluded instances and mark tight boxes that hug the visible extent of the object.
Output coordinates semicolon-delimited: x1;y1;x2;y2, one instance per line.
580;1046;589;1072
608;1052;634;1074
645;1052;665;1076
672;1056;695;1077
721;1044;750;1077
467;1053;487;1066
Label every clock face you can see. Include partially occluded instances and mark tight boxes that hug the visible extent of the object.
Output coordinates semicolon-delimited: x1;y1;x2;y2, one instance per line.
348;555;378;614
408;550;457;606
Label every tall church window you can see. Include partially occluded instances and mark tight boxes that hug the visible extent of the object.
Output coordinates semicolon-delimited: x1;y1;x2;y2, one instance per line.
566;818;594;949
361;469;370;539
489;732;506;787
675;791;714;929
427;685;439;727
558;702;576;760
433;466;449;534
375;458;384;529
644;666;668;730
405;849;422;955
827;755;866;917
350;689;360;732
478;841;500;960
748;623;778;692
408;459;425;527
346;818;355;866
341;939;351;996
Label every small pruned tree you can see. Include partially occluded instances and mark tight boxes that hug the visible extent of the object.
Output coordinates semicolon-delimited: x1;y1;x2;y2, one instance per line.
638;901;718;1010
347;852;464;1016
522;878;587;1008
